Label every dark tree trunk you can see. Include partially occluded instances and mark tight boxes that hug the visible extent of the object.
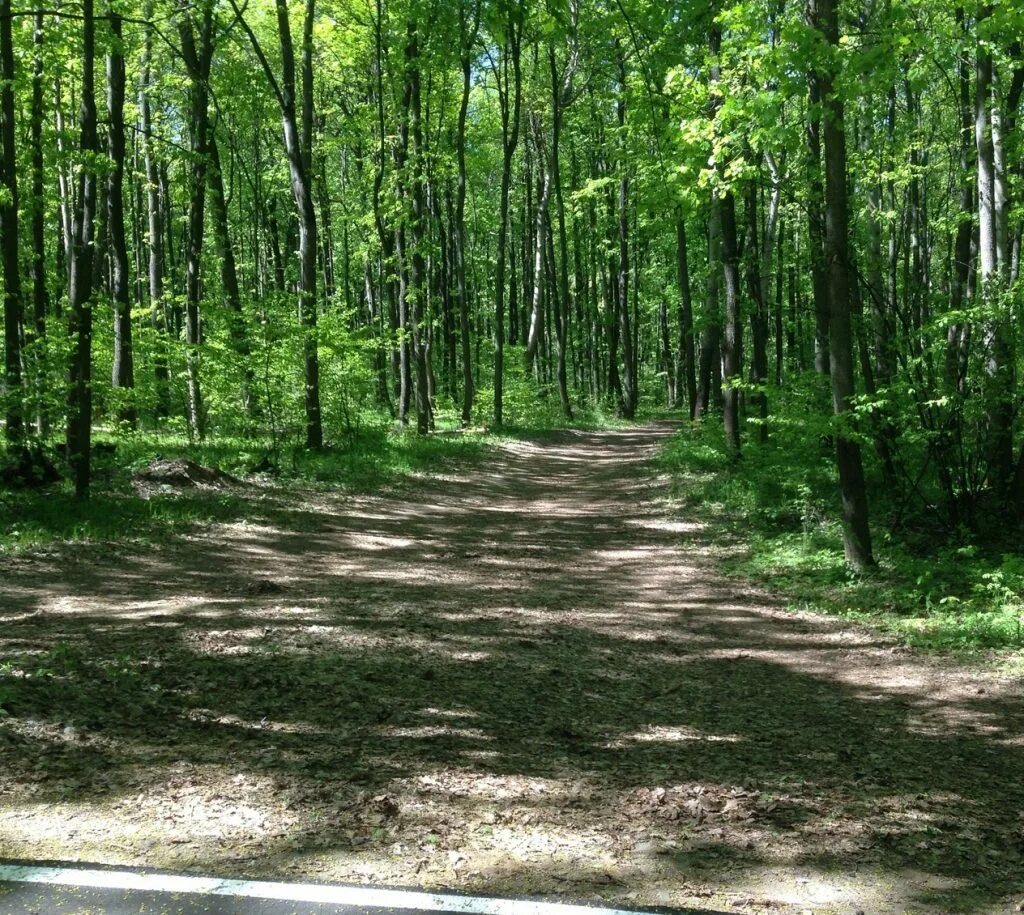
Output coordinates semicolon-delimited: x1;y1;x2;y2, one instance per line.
140;3;170;420
975;4;1013;493
67;0;100;496
696;194;722;418
720;189;742;457
455;0;482;425
179;0;215;440
107;7;136;428
549;45;574;419
744;178;768;442
30;8;48;434
0;0;23;443
208;136;257;418
813;0;874;568
807;69;830;375
406;20;430;434
676;217;697;418
615;43;636;419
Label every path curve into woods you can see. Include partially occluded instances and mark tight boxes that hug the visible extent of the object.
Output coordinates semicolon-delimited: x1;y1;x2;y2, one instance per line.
1;424;1023;914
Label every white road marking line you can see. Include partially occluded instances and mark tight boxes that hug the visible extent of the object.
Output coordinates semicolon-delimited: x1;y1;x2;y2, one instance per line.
0;864;657;915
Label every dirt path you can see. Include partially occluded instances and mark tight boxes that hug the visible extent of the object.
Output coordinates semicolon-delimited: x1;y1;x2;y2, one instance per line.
1;425;1022;914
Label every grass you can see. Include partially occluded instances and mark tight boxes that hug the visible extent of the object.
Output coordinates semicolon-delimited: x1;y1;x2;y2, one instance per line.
657;410;1024;655
0;419;497;554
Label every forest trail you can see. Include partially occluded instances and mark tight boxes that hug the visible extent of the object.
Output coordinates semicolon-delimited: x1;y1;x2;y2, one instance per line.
1;425;1023;914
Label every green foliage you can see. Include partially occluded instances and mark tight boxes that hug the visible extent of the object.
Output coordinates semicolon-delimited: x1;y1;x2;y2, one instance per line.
0;425;497;554
659;385;1024;654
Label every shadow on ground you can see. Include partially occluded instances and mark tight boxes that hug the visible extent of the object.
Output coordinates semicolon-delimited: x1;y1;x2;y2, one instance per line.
1;425;1022;913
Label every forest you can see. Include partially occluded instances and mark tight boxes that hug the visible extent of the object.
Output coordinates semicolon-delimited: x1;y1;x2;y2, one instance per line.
1;0;1024;910
0;0;1021;558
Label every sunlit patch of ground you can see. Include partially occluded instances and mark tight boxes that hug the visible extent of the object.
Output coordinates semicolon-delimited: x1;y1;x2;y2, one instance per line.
2;425;1023;914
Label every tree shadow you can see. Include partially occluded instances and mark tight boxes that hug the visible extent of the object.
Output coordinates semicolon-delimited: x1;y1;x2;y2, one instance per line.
1;424;1022;913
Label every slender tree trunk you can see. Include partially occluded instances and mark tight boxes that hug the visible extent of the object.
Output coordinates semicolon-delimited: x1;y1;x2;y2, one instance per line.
720;189;742;457
455;0;482;425
615;43;636;419
525;115;551;371
676;217;697;418
549;45;574;419
406;20;430;434
140;4;170;421
975;5;1012;492
107;7;136;428
807;69;830;375
179;1;214;440
208;136;257;418
744;178;768;443
0;0;23;443
67;0;100;496
814;0;874;567
30;8;48;435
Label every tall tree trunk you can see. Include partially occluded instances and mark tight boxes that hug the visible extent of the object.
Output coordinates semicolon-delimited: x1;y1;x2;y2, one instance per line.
676;216;697;418
807;68;830;375
30;8;48;435
720;189;742;457
235;0;324;447
405;20;430;434
525;115;551;372
140;3;170;421
208;136;257;418
696;194;722;418
946;8;973;395
615;43;636;419
744;177;769;443
708;22;740;450
107;7;136;428
179;1;214;440
455;0;481;425
814;0;874;568
975;4;1013;493
549;44;574;419
0;0;23;443
67;0;100;496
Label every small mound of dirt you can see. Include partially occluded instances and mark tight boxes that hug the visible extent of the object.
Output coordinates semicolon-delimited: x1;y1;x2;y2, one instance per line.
136;458;240;489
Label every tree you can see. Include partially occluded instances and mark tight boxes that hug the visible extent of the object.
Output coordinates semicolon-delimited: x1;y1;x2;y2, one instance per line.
67;0;100;497
0;0;23;443
811;0;873;567
233;0;324;449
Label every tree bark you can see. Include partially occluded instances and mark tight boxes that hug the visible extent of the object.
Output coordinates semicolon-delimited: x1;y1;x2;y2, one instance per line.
0;0;23;443
975;4;1013;492
140;2;170;420
455;0;481;425
676;217;697;418
615;42;636;419
208;135;257;418
813;0;874;568
179;0;214;440
107;6;136;428
67;0;100;496
29;8;48;434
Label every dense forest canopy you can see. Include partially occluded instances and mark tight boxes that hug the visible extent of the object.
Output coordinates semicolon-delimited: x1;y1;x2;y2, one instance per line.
0;0;1022;567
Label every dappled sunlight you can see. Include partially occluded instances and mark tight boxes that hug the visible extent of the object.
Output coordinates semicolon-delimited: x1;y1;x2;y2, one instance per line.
610;725;742;745
2;426;1023;912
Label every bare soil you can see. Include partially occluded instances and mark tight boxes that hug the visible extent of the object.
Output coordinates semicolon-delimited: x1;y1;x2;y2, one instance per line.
1;425;1022;914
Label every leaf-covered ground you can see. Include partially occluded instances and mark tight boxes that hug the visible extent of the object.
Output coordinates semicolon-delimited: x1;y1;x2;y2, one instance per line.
1;425;1022;914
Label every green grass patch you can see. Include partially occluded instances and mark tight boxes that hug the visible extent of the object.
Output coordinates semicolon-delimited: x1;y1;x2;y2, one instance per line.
0;422;497;554
658;414;1024;654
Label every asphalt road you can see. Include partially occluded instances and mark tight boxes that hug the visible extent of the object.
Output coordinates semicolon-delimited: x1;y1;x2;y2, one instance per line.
0;863;726;915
